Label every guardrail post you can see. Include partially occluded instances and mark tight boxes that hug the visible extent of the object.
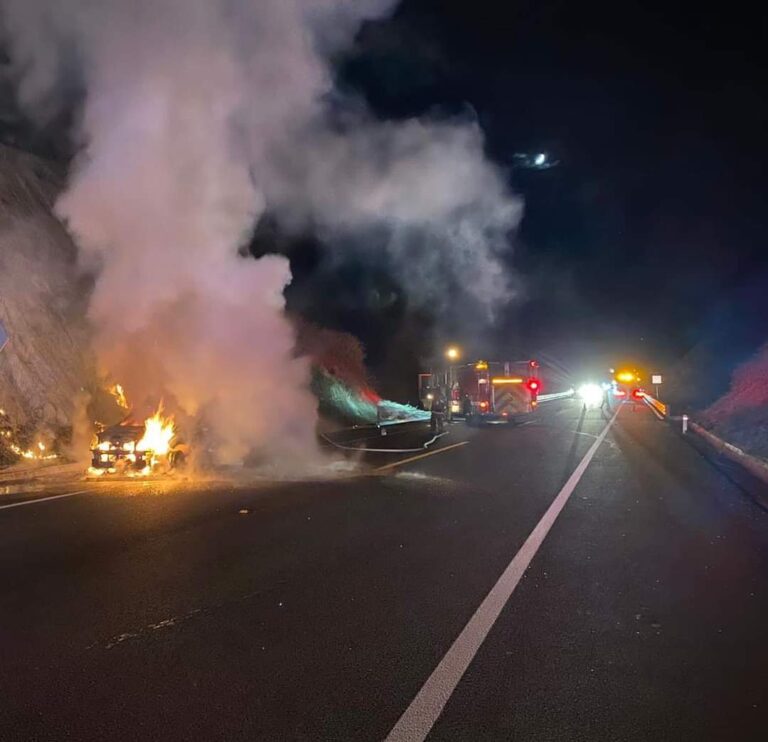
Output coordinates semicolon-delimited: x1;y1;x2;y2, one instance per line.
682;414;688;434
376;404;386;436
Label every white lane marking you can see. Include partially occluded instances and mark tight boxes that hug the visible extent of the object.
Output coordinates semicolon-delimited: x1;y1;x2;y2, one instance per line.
0;489;90;510
385;406;621;742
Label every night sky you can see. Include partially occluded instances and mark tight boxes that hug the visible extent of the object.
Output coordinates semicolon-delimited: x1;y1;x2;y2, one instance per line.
329;0;768;401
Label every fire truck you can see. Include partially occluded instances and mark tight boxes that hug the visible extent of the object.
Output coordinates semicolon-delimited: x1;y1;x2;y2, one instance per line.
419;360;541;425
612;368;646;403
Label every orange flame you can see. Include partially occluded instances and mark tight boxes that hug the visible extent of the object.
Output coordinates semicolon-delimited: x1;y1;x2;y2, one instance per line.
137;405;176;456
110;383;129;410
9;440;57;461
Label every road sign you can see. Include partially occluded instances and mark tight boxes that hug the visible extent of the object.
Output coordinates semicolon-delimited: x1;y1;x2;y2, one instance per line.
0;320;7;353
652;374;663;385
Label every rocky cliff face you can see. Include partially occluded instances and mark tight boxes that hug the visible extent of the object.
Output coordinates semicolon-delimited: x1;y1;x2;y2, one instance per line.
0;144;91;430
701;344;768;460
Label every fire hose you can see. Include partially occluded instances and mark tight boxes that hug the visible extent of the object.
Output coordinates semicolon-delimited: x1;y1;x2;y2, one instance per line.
320;430;448;454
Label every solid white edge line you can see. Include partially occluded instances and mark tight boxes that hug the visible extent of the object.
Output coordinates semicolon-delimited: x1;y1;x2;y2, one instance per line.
384;405;622;742
0;489;90;510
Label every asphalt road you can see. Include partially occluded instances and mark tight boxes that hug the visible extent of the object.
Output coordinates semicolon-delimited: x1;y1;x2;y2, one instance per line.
2;399;768;741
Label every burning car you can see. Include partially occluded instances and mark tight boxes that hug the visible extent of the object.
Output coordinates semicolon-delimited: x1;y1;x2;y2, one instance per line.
91;424;149;471
90;407;186;475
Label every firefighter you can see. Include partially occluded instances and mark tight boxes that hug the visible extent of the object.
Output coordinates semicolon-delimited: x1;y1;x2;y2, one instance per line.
462;394;473;418
601;384;611;413
431;394;446;433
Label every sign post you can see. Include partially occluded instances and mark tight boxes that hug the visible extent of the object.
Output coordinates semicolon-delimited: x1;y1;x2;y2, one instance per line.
651;373;663;400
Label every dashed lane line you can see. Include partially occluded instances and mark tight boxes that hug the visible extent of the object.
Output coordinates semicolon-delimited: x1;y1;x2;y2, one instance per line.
374;441;469;473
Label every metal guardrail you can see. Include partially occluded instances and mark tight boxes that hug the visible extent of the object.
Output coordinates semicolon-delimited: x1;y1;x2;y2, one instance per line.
641;392;768;489
688;421;768;488
642;392;668;417
376;404;431;435
377;416;430;427
537;389;575;403
373;388;576;433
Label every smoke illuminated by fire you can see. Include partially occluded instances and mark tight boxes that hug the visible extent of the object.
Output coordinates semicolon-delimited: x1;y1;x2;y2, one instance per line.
3;0;521;469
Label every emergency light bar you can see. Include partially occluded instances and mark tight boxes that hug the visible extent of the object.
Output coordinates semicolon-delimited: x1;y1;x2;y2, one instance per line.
491;377;524;384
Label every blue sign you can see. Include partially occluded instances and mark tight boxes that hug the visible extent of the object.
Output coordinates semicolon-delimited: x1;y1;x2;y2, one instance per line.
0;320;7;353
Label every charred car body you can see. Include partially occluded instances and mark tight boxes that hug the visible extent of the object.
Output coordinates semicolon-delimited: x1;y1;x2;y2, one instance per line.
91;425;149;471
91;423;186;473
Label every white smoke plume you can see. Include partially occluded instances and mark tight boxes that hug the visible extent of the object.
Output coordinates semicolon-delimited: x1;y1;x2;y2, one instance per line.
2;0;521;465
264;116;521;314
